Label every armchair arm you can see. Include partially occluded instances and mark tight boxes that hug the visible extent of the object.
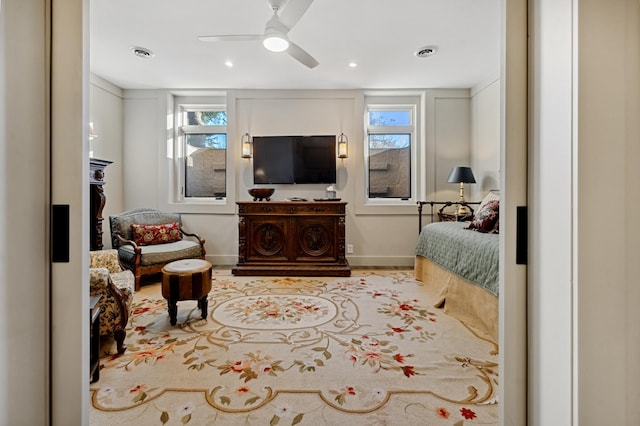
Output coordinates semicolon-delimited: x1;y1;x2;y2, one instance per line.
180;227;206;255
89;268;110;292
113;232;142;254
108;276;130;331
179;227;203;242
89;267;130;331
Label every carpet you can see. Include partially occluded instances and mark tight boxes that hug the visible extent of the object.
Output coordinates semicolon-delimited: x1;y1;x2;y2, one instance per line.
90;270;498;425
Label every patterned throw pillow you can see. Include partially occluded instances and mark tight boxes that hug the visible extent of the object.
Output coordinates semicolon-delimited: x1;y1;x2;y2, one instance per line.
131;222;182;246
474;190;500;215
467;199;500;233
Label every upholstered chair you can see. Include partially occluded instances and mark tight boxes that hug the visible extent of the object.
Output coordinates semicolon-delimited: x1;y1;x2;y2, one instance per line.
109;208;206;290
89;249;135;354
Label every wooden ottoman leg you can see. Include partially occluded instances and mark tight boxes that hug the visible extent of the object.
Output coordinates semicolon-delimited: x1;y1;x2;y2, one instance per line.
199;296;208;320
168;299;178;326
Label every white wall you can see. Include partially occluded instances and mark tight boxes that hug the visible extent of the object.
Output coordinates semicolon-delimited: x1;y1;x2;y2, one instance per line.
471;77;501;198
0;1;49;424
234;91;359;202
90;73;124;248
116;88;476;267
425;90;473;204
123;91;164;210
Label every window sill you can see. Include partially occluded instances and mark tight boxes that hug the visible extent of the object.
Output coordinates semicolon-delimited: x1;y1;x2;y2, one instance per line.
164;200;236;215
354;199;418;215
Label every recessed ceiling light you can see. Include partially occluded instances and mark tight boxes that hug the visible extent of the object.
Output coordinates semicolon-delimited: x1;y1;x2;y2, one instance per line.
129;46;155;59
348;62;358;68
414;45;438;58
225;60;234;67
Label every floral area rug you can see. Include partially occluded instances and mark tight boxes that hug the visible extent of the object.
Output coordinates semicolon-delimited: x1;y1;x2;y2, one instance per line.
90;270;498;425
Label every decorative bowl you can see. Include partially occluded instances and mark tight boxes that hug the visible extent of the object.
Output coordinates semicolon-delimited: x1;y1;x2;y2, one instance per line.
248;187;275;201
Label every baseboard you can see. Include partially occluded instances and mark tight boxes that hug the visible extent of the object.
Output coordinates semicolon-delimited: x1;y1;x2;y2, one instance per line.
346;255;415;268
205;255;415;269
205;255;237;266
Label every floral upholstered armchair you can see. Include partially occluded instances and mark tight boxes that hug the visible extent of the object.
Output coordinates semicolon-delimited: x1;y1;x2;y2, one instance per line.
90;249;135;355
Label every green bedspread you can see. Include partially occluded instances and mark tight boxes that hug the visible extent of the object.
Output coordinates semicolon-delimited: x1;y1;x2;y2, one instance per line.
415;222;499;296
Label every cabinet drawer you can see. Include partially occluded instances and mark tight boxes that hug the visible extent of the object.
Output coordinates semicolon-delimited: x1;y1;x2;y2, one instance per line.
238;201;346;215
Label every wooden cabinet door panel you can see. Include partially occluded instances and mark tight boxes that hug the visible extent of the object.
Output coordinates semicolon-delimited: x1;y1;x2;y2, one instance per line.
246;217;289;262
294;217;337;262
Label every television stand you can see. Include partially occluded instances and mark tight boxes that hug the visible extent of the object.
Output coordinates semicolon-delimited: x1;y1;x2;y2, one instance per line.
232;201;351;277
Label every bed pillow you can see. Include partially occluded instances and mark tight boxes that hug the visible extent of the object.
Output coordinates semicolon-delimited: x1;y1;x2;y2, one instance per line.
475;190;500;214
131;222;182;246
467;199;500;233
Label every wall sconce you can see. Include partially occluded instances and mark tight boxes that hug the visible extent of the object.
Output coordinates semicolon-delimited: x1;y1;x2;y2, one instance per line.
89;122;99;140
337;133;348;159
241;133;253;158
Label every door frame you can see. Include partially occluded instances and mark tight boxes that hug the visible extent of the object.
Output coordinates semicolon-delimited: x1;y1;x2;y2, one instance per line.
50;0;90;424
500;0;528;423
48;0;530;422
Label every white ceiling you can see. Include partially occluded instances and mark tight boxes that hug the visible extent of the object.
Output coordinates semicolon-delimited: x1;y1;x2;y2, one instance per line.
90;0;501;90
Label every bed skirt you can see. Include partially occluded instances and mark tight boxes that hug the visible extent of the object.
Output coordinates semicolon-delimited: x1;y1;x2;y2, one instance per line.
414;255;498;343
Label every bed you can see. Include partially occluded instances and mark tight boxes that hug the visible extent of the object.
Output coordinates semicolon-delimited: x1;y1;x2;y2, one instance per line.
414;192;499;342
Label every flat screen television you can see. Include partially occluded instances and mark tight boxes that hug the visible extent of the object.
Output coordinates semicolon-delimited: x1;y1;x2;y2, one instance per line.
252;135;337;184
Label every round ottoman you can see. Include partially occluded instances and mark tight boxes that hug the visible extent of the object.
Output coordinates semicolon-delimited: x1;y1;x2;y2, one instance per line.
161;259;212;325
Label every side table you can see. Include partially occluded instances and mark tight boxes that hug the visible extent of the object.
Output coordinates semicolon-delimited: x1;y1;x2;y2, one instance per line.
89;295;102;383
438;212;473;222
417;201;481;233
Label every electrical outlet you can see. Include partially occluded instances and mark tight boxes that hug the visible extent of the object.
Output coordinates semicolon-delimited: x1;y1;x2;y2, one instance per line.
347;244;354;254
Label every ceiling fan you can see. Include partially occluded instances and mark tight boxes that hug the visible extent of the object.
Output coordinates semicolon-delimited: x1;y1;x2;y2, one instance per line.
198;0;319;69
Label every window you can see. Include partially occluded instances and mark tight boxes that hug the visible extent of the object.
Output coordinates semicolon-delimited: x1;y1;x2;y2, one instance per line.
366;104;416;201
178;106;227;200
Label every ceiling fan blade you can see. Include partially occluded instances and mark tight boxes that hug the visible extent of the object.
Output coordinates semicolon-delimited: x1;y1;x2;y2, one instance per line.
198;34;261;42
278;0;314;30
286;41;319;68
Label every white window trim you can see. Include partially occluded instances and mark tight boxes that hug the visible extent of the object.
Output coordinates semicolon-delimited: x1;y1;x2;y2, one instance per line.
355;92;425;215
161;92;237;214
177;105;227;203
366;103;417;204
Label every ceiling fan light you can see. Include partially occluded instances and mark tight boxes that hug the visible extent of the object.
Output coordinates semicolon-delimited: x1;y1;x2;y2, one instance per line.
263;33;289;52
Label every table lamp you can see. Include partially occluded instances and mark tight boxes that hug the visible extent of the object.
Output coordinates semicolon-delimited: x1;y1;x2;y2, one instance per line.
447;166;476;216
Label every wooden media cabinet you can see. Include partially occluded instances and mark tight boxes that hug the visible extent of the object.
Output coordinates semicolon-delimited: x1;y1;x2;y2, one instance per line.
232;201;351;276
